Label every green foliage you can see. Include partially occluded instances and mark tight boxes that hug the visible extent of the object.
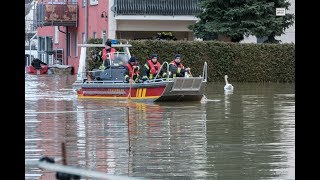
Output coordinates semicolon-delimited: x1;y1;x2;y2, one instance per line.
189;0;295;43
86;38;103;71
128;40;294;83
85;39;294;82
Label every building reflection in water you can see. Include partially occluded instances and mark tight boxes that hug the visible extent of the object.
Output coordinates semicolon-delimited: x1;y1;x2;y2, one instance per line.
25;69;207;179
26;75;294;179
128;102;208;178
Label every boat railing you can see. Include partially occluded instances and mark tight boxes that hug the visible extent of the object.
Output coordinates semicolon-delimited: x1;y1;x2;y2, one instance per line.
154;61;170;79
202;61;208;82
84;80;125;84
143;77;172;83
154;61;208;82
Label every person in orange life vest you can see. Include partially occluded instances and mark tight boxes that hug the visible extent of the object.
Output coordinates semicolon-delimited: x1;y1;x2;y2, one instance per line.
169;54;191;78
31;58;47;69
141;54;167;81
100;40;117;69
124;56;140;83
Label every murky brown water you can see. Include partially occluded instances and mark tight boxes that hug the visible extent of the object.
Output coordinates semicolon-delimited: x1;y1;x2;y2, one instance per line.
25;74;295;180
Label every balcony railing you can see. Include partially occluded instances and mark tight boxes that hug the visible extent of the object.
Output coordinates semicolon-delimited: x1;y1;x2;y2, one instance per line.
36;2;78;27
112;0;202;16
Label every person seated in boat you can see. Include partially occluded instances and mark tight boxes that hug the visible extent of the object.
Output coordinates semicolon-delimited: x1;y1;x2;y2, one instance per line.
31;58;47;69
124;56;140;83
169;54;191;78
99;40;117;69
141;54;167;81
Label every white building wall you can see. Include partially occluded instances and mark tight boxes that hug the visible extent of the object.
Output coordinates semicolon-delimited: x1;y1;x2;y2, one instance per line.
276;0;295;43
109;0;294;43
108;0;117;39
117;20;195;32
240;35;257;44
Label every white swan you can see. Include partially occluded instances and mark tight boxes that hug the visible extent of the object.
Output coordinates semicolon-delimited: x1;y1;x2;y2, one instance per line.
224;75;234;91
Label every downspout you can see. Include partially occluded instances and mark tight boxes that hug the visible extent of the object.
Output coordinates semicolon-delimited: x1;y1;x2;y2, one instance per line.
85;0;88;43
29;33;37;66
66;26;69;65
58;26;66;34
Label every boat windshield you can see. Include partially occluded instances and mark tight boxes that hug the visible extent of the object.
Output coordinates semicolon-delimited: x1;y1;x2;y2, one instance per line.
110;52;130;66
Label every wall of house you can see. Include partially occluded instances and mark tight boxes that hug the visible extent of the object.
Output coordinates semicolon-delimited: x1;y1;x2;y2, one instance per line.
68;0;110;74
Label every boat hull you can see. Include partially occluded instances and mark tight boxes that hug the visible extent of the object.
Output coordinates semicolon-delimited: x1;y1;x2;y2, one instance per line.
75;77;206;102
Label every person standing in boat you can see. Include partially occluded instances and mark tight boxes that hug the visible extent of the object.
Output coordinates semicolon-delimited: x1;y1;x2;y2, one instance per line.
124;56;140;83
100;40;117;69
31;58;47;69
141;54;167;81
169;54;191;78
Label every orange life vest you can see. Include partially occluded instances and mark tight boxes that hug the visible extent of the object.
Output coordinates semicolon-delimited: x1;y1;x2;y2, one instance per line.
102;48;116;60
126;63;139;78
169;60;184;69
147;60;161;75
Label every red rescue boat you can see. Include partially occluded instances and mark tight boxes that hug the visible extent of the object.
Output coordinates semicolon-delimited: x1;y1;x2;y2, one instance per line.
72;42;208;102
25;65;48;75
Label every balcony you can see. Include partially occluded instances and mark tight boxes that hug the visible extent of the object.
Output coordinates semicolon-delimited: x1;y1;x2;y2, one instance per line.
112;0;202;16
36;2;78;27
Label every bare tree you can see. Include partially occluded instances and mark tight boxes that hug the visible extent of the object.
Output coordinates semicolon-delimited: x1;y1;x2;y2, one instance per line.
25;2;33;16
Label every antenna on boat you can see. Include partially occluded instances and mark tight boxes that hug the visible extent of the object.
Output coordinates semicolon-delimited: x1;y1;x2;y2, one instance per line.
202;61;208;82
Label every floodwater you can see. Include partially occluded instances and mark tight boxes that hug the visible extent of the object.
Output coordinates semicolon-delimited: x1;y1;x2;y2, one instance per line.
25;74;295;180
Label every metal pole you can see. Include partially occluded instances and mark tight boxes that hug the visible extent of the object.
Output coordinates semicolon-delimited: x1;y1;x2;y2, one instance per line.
29;33;37;66
103;32;106;45
26;160;140;180
85;0;88;43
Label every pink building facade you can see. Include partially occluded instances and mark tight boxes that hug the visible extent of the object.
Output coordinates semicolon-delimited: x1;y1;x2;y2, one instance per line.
37;0;111;74
35;0;201;74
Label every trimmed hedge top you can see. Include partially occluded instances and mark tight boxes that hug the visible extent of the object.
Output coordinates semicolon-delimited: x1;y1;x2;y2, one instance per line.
87;39;295;83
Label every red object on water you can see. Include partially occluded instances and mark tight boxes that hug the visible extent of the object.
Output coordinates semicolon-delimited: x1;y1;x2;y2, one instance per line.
25;65;48;75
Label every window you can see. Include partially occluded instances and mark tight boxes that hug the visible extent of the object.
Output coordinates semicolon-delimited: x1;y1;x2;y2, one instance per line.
55;49;63;64
102;30;107;43
74;32;78;56
82;0;86;7
93;32;96;38
38;37;45;51
54;26;59;44
90;0;98;6
46;37;53;52
102;30;106;38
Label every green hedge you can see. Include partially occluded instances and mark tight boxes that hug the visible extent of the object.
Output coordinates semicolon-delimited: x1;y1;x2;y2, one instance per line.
86;39;295;83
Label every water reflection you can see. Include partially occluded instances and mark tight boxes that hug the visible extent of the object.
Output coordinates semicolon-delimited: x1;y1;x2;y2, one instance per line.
25;75;294;180
204;82;295;180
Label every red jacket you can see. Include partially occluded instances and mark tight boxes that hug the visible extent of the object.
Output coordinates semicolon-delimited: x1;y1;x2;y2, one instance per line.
169;60;184;69
126;63;139;78
102;47;116;60
147;60;161;75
